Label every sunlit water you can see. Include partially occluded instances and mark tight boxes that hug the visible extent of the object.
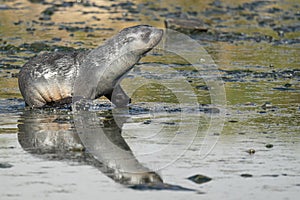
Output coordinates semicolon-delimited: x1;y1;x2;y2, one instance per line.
0;0;299;199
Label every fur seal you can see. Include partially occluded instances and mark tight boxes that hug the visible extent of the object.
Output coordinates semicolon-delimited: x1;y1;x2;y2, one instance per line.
18;25;163;108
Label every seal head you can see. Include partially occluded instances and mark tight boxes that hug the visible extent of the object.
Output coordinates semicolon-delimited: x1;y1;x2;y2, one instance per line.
117;25;163;56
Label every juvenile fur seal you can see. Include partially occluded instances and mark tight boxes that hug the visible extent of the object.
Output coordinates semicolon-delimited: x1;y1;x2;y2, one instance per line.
18;25;163;108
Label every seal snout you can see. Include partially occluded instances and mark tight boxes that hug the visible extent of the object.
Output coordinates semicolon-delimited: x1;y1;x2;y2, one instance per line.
151;28;163;46
138;26;163;50
141;26;163;45
142;27;163;55
124;25;163;45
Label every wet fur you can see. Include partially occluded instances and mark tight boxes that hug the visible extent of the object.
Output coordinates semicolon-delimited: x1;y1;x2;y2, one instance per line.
18;25;163;108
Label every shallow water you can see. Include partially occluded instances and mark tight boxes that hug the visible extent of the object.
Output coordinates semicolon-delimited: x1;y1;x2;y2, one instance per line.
0;0;300;199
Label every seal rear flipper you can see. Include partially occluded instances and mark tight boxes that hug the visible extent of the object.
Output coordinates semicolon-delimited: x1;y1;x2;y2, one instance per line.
44;97;73;109
105;84;131;107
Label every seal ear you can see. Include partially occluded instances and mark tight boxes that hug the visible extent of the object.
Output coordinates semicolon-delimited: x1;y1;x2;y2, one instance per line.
105;84;131;107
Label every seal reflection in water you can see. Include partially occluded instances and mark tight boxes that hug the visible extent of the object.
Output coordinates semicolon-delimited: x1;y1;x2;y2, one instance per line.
18;25;163;108
18;107;163;186
18;106;196;191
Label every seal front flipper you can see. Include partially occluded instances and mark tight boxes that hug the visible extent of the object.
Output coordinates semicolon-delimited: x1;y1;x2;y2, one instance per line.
105;84;131;107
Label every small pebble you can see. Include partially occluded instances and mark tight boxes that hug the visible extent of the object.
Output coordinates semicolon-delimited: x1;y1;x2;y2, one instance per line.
143;120;151;124
284;83;292;88
244;102;256;106
187;174;212;184
241;173;253;178
247;149;256;154
261;102;273;110
0;163;13;169
265;144;273;148
52;37;62;42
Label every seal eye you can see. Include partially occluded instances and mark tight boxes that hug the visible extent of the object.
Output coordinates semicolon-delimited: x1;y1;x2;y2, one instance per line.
123;37;135;44
127;37;135;42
